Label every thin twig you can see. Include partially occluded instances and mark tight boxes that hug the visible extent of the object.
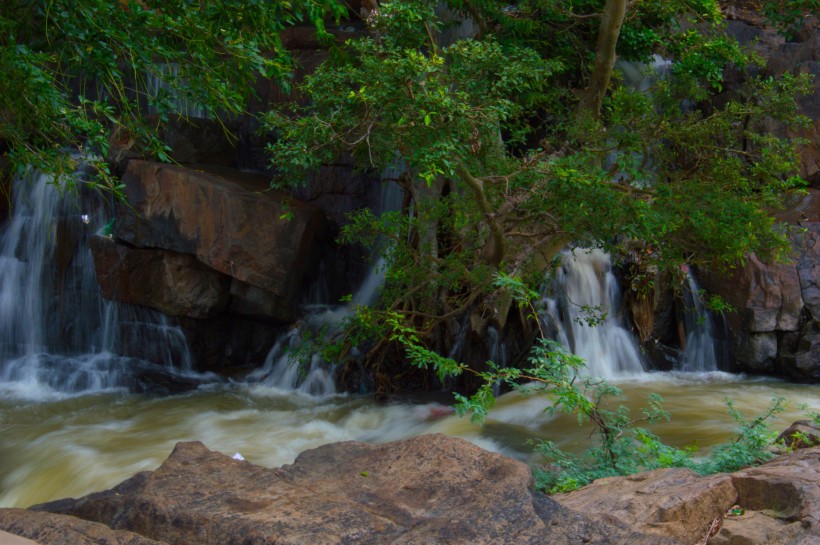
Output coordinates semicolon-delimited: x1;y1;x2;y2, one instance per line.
697;516;722;545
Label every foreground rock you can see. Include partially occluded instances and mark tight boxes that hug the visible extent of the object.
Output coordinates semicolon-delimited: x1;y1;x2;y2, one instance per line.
27;434;673;545
555;446;820;545
0;509;167;545
777;420;820;449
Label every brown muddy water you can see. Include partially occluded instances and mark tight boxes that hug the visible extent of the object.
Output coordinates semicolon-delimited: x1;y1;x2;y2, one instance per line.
1;372;817;508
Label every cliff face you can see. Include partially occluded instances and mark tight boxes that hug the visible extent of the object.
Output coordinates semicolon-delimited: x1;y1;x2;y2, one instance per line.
628;11;820;382
698;194;819;381
696;12;820;381
87;12;820;382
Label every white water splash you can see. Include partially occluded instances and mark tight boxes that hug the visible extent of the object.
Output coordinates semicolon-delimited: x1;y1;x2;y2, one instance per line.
678;272;719;373
250;171;405;395
540;249;645;378
0;169;196;400
248;256;389;395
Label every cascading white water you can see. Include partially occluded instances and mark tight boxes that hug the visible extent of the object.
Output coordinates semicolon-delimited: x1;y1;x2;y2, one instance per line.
145;64;210;118
248;254;390;395
678;272;719;373
250;165;408;395
0;169;194;399
539;249;645;378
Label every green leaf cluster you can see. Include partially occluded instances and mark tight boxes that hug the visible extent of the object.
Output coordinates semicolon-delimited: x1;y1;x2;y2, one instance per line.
761;0;819;40
265;3;559;185
1;0;344;191
454;334;791;493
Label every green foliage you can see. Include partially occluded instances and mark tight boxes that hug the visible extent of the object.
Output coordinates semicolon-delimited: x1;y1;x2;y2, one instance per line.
384;274;794;494
265;3;559;185
452;339;589;422
386;311;467;383
266;0;810;391
266;0;809;497
531;391;789;493
696;397;786;474
762;0;819;40
1;0;344;191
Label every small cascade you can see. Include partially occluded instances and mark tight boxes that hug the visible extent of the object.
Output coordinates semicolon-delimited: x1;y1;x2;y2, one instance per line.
145;64;210;118
618;54;673;92
248;256;389;395
0;168;195;399
250;166;406;395
677;272;719;373
539;249;645;378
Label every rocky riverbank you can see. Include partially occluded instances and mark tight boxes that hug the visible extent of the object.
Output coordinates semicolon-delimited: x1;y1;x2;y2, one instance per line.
0;433;816;545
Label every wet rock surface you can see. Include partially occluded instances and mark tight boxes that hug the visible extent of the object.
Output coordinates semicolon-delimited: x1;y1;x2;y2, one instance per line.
555;468;738;544
777;420;820;449
90;235;230;320
29;434;676;545
1;437;816;545
699;190;820;381
113;160;326;305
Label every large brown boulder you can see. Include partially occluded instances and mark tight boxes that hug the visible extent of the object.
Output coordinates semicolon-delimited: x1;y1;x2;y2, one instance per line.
114;161;326;306
32;434;677;545
712;446;820;545
0;509;168;545
90;235;230;319
554;469;737;544
554;447;820;545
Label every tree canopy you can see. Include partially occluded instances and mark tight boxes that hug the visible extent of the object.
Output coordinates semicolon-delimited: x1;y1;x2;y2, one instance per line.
265;0;811;382
0;0;343;191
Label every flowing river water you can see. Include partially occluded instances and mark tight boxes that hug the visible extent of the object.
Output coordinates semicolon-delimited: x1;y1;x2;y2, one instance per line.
1;172;818;510
2;375;818;509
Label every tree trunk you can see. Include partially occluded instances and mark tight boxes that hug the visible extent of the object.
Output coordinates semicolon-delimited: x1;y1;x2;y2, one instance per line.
576;0;628;122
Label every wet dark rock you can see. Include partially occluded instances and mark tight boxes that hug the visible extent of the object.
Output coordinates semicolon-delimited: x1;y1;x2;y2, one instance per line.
724;16;820;187
128;361;218;395
177;314;283;376
114;161;326;309
90;235;230;319
796;223;820;322
777;420;820;449
698;191;820;380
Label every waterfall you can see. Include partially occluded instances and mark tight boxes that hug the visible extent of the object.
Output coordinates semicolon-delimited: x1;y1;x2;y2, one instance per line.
0;169;194;399
249;170;406;395
678;272;719;373
145;64;210;118
539;249;645;378
248;255;391;395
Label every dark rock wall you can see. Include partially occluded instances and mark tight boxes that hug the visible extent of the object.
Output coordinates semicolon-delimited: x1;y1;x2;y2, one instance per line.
695;13;820;381
629;13;820;382
92;23;383;375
